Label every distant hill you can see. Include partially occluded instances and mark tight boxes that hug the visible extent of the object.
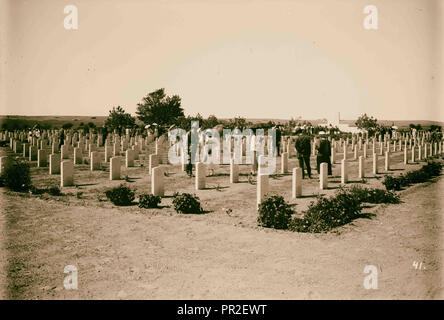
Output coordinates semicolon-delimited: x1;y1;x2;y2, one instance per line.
0;115;442;130
0;115;107;129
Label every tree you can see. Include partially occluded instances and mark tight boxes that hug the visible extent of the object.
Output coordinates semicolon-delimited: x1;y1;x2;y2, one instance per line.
355;114;378;136
202;115;219;129
62;122;74;130
136;88;184;127
104;106;136;134
227;117;249;130
87;122;96;129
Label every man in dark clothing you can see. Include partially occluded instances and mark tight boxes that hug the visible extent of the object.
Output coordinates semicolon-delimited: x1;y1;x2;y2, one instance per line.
59;130;65;149
274;126;282;156
295;134;312;179
316;133;332;175
186;131;193;177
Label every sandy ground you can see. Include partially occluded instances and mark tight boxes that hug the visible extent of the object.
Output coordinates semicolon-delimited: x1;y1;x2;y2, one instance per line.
0;145;443;299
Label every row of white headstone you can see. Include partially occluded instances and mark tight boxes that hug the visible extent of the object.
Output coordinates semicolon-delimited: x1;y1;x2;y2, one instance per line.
256;140;444;209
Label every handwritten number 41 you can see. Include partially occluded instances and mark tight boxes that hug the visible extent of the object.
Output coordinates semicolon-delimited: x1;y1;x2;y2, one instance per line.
412;261;426;270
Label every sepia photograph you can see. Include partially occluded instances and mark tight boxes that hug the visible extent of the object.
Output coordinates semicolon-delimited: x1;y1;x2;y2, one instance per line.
0;0;443;306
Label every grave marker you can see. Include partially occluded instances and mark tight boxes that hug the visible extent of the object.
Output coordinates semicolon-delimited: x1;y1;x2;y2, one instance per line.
49;154;61;174
110;157;121;180
151;166;164;196
292;167;302;197
61;160;74;187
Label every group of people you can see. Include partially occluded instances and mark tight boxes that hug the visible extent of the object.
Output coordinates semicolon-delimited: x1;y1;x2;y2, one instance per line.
294;131;332;179
180;124;332;179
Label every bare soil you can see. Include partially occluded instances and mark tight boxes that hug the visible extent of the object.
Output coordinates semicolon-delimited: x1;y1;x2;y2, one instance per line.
1;146;443;299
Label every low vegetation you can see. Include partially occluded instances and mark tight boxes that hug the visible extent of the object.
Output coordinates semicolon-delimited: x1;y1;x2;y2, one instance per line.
138;193;161;209
172;192;203;214
104;184;135;206
29;186;63;196
0;158;32;191
257;195;293;229
290;188;363;233
348;185;400;204
258;185;406;233
382;161;443;191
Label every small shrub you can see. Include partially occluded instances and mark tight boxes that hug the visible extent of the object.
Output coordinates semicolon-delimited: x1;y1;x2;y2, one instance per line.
382;175;402;191
257;195;294;229
382;161;442;191
139;193;161;209
172;193;203;214
404;169;428;184
423;161;443;176
0;158;32;191
29;185;45;195
349;185;400;204
46;186;62;196
105;184;135;206
290;188;362;233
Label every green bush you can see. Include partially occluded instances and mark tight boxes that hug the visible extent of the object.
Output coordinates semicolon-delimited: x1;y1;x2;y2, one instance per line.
382;161;442;191
257;195;294;229
172;193;203;214
349;185;400;204
47;186;62;196
138;193;161;208
382;175;402;191
0;158;32;191
105;184;135;206
29;186;45;195
404;170;428;184
422;161;443;176
290;188;362;233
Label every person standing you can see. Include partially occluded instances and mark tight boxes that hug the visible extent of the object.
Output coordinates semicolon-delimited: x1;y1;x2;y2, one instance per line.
316;132;332;175
186;130;193;177
59;129;65;149
295;134;312;179
275;126;282;156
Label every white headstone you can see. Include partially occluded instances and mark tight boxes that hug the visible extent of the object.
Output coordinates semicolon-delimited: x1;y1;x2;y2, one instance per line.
61;160;74;187
230;158;239;183
281;152;288;174
373;153;378;175
257;174;269;209
195;162;206;190
49;154;61;174
126;149;134;168
61;144;69;159
341;159;348;184
105;144;111;163
149;154;159;174
292;167;302;197
90;151;100;171
74;147;83;165
38;149;47;167
320;162;328;190
110;157;121;180
358;156;365;179
151;166;164;196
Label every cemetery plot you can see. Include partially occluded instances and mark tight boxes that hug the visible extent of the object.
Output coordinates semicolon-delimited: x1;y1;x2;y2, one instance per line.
0;129;443;299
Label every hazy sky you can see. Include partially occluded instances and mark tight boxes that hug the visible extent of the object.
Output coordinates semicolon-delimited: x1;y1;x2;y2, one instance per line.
1;0;443;121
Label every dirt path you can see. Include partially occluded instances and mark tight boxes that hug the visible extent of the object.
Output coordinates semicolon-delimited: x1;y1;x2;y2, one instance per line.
1;173;443;299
